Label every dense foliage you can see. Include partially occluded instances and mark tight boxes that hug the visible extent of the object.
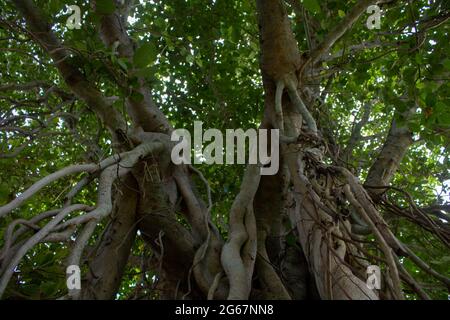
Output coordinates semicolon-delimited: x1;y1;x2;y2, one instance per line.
0;0;449;299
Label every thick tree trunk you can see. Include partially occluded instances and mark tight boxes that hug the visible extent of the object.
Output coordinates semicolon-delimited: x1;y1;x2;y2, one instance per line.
80;174;138;299
365;114;415;200
254;0;383;300
8;0;448;302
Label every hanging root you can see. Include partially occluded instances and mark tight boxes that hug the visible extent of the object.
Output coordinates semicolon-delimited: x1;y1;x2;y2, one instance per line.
175;166;225;299
283;75;318;134
339;168;450;295
343;184;404;300
221;165;260;299
281;126;379;300
396;260;431;300
350;208;372;235
66;220;98;299
275;80;285;133
255;227;292;299
269;68;447;300
207;272;223;300
242;204;257;287
372;186;450;248
0;204;91;297
273;74;317;140
0;141;165;298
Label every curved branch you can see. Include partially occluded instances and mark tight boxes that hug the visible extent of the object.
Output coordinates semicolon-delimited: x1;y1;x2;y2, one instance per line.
304;0;379;70
0;204;90;298
12;0;127;139
55;142;164;229
0;164;97;218
93;0;171;133
275;80;285;133
67;220;97;300
364;110;415;200
221;164;261;299
343;184;404;299
284;76;318;134
80;173;139;300
0;142;163;219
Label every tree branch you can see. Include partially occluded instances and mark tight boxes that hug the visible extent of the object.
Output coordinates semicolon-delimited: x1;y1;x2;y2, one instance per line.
12;0;127;141
304;0;379;71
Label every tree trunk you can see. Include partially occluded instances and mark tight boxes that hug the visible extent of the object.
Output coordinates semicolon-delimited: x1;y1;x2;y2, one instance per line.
3;0;448;301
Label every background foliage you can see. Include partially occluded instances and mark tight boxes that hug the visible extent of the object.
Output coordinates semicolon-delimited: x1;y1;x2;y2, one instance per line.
0;0;448;299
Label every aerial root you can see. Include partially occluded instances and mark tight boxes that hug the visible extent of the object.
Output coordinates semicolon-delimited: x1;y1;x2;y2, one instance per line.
0;141;165;299
343;184;404;300
221;165;261;299
275;80;285;133
207;272;223;300
283;75;318;134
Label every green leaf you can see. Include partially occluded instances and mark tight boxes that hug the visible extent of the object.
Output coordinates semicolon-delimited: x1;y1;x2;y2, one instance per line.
435;102;450;125
95;0;116;15
195;58;203;68
134;65;158;81
402;68;417;83
130;91;144;103
186;54;195;64
133;43;158;68
0;183;10;203
286;233;296;247
40;282;58;296
338;10;346;18
442;59;450;70
425;93;437;109
49;0;60;13
117;58;128;71
302;0;321;14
